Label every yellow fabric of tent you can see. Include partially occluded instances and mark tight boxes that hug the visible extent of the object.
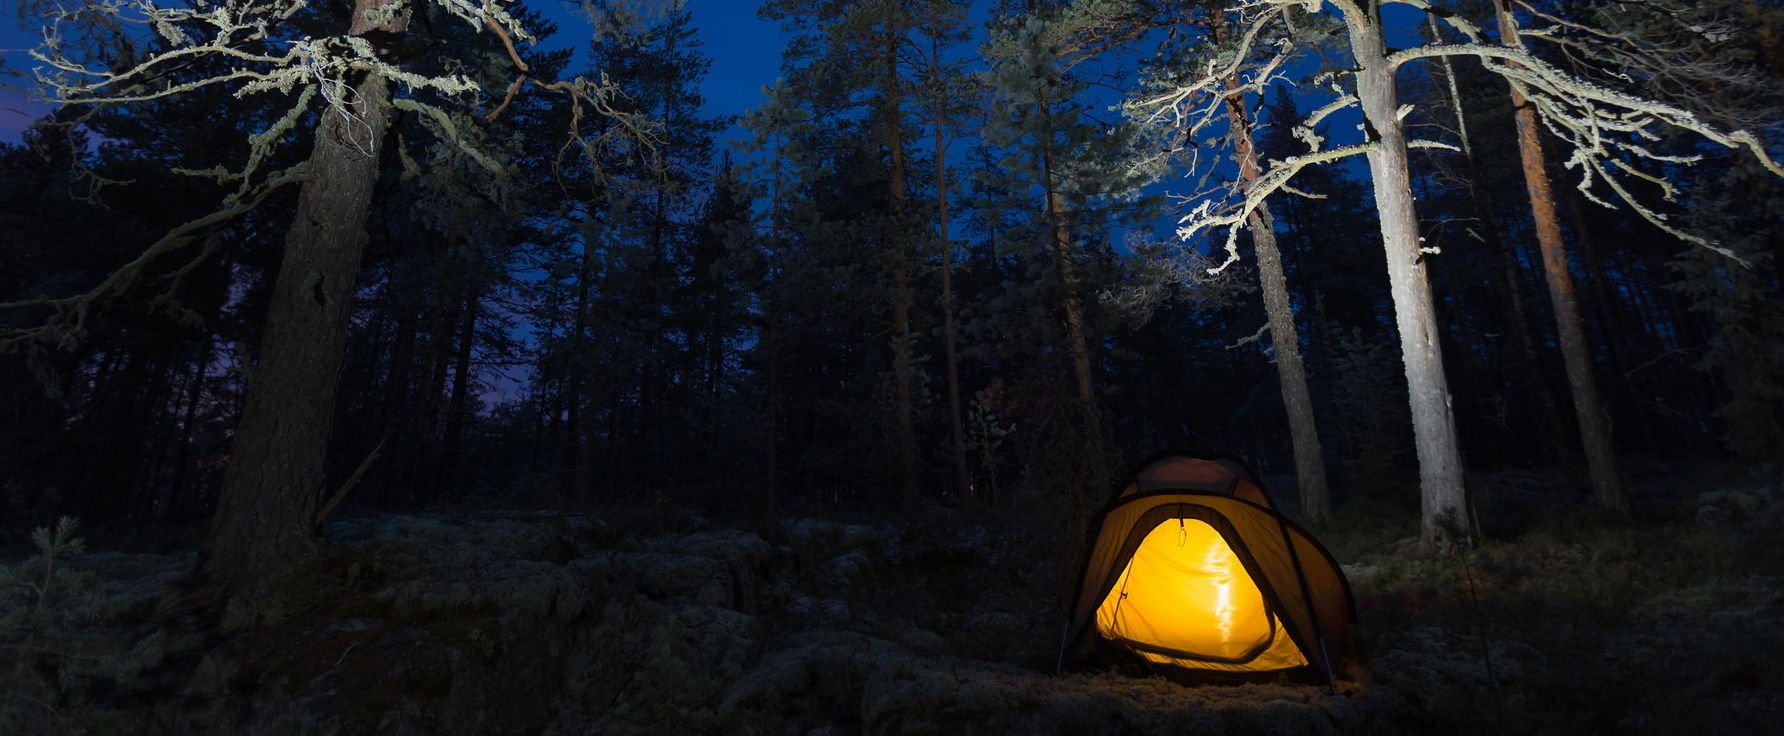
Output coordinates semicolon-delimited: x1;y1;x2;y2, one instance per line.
1094;520;1308;672
1059;451;1354;682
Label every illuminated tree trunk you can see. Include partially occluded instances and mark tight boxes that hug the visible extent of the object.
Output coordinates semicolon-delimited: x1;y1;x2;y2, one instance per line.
1345;4;1468;548
1220;74;1330;524
1497;1;1625;513
204;0;407;621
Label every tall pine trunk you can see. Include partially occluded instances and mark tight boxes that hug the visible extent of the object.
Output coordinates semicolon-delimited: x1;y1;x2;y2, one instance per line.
1033;98;1093;406
886;27;918;507
1034;87;1101;597
763;150;788;533
166;339;212;519
929;35;969;504
1497;1;1625;513
1563;183;1659;451
204;0;406;621
1219;72;1330;524
1045;186;1095;406
1346;4;1468;548
1425;17;1566;463
567;233;595;500
443;279;480;495
1040;149;1093;408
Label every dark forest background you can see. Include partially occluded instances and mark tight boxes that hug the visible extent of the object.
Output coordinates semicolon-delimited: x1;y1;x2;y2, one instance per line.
2;1;1783;732
1;0;1780;548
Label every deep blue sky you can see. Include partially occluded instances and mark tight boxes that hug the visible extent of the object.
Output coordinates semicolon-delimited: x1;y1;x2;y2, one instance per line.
0;1;789;143
2;2;1432;170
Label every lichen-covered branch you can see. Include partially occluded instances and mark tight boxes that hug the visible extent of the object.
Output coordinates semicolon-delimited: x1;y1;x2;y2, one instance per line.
5;0;661;355
1389;5;1783;259
0;164;306;352
1132;0;1783;268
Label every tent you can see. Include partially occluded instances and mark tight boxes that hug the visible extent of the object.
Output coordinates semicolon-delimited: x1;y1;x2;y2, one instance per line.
1058;451;1354;684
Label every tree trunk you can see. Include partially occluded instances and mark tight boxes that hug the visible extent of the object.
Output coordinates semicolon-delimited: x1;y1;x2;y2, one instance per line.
1219;74;1330;524
764;154;786;534
443;280;480;495
764;310;781;527
1497;1;1625;513
886;27;918;507
567;236;594;500
1423;17;1566;464
1033;106;1093;407
1744;0;1783;76
166;339;212;519
203;0;406;622
1345;4;1468;549
1045;187;1095;406
413;277;458;502
378;288;419;507
930;35;970;505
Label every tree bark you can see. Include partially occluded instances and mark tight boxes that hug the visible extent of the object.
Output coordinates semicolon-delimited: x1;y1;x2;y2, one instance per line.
1497;1;1625;513
886;26;918;507
413;271;458;501
1344;3;1468;548
763;148;788;533
166;339;212;519
1219;74;1330;524
929;33;970;505
567;231;595;500
203;0;407;622
1041;169;1092;406
1033;99;1093;406
443;278;480;495
1045;186;1095;406
1423;16;1566;464
1744;0;1783;76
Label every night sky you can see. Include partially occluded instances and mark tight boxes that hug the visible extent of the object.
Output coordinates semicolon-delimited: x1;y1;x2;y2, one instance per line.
0;1;789;144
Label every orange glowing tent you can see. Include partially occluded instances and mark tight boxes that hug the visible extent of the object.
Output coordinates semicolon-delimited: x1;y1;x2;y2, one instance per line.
1058;451;1354;684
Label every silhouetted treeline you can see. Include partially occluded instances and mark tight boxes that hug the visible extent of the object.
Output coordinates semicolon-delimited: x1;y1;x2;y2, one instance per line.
2;0;1780;538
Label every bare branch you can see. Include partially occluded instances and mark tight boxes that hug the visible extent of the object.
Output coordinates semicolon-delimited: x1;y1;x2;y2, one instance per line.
5;0;665;357
0;164;307;352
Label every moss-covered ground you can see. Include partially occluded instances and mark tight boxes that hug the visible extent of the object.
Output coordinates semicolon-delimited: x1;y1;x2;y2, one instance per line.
2;462;1778;734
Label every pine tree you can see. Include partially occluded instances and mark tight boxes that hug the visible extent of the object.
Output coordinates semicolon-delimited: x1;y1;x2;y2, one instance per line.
1057;1;1336;518
206;0;413;618
761;0;931;506
9;0;655;617
1493;0;1624;512
914;0;978;502
1130;0;1782;547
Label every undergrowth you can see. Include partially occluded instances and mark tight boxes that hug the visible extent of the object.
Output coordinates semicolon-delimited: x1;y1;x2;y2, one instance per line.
1327;470;1783;735
0;465;1777;734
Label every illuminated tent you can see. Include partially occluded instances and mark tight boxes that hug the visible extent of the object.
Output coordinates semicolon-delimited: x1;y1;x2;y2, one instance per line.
1058;451;1354;683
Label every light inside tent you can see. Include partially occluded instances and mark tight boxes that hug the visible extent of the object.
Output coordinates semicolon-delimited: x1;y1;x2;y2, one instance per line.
1095;518;1308;671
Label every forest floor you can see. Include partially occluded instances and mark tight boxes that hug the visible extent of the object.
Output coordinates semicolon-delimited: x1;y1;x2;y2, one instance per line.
2;460;1781;735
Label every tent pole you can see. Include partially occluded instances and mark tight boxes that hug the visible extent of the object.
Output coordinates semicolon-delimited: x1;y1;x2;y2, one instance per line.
1275;515;1335;690
1055;621;1072;675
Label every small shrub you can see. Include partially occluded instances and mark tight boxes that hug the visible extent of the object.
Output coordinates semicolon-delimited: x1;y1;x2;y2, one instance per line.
1;517;92;633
